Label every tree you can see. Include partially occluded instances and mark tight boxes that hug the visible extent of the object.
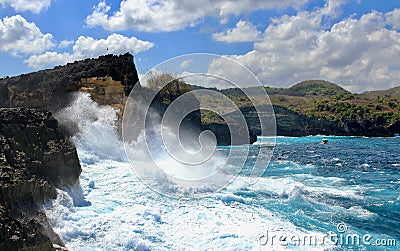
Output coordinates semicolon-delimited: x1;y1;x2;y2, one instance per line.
146;71;176;90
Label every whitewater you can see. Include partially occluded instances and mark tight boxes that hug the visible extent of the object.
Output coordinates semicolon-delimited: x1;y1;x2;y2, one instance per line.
44;93;400;250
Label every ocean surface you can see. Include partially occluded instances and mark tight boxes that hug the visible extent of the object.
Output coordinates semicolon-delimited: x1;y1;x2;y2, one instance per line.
45;94;400;250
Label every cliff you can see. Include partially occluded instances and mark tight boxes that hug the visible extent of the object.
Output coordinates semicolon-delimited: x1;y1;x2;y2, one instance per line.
199;81;400;137
201;123;257;145
273;106;393;137
77;76;126;117
232;105;394;137
0;53;257;145
0;54;137;250
0;53;139;113
0;108;81;250
150;77;257;145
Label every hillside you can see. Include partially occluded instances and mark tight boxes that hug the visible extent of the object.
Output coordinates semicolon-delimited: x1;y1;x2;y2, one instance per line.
189;80;400;137
360;86;400;99
281;80;351;96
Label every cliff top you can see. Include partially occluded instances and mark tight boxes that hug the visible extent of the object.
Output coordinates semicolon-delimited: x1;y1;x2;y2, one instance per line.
0;53;139;110
282;80;351;97
360;86;400;99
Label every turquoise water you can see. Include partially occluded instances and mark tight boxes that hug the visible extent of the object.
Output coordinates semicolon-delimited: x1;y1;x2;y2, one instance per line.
46;94;399;250
252;135;400;250
46;135;398;250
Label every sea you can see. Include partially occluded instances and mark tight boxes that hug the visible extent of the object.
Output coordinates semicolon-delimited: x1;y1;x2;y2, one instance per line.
44;93;400;250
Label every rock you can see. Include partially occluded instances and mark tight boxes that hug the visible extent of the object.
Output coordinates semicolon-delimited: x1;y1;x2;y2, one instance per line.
146;81;255;146
0;53;139;112
339;118;393;137
124;82;205;145
76;76;126;119
239;105;394;137
1;54;257;145
388;120;400;134
0;53;139;142
273;106;345;136
0;108;81;187
0;108;82;250
202;122;257;145
0;204;58;251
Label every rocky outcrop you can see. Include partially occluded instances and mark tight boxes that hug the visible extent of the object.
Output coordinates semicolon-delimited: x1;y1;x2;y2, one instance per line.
274;106;394;137
388;120;400;135
123;82;206;145
202;122;257;145
237;105;394;137
0;53;139;112
147;80;257;146
77;76;126;118
338;118;392;137
0;108;81;250
273;106;347;136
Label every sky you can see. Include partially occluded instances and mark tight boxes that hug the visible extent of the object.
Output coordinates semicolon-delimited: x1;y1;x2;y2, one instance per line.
0;0;399;93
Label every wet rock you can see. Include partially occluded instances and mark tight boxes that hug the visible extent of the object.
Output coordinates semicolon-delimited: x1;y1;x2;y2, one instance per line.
0;108;81;250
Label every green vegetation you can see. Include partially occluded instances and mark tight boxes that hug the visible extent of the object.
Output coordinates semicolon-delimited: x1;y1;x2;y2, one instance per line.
149;76;400;128
281;80;351;97
191;80;400;127
302;92;400;123
201;110;224;124
264;86;286;95
360;86;400;99
306;100;371;120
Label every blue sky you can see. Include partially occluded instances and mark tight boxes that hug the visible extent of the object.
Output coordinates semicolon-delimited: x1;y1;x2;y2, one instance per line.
0;0;399;92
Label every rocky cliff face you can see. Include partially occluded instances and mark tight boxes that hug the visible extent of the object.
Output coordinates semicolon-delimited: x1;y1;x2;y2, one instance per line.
201;122;257;145
77;76;127;120
0;108;81;250
273;106;394;137
236;105;394;137
0;53;139;112
273;106;346;136
388;120;400;135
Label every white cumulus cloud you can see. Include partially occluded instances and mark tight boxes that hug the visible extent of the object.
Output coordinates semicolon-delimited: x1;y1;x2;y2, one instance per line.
213;20;261;43
0;15;54;56
58;40;74;49
208;3;400;92
25;33;154;69
180;59;193;68
86;0;309;32
25;51;73;69
0;0;51;13
385;8;400;29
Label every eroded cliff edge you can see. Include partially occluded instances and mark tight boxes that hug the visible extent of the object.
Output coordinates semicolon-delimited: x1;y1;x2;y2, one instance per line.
0;108;82;250
0;53;140;250
0;53;138;112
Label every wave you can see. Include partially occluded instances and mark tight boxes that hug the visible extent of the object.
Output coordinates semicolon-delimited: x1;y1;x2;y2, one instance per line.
44;92;334;250
43;92;400;250
55;92;126;162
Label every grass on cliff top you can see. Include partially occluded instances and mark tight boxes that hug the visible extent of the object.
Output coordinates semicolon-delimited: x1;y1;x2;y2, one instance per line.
148;75;400;125
190;80;400;125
